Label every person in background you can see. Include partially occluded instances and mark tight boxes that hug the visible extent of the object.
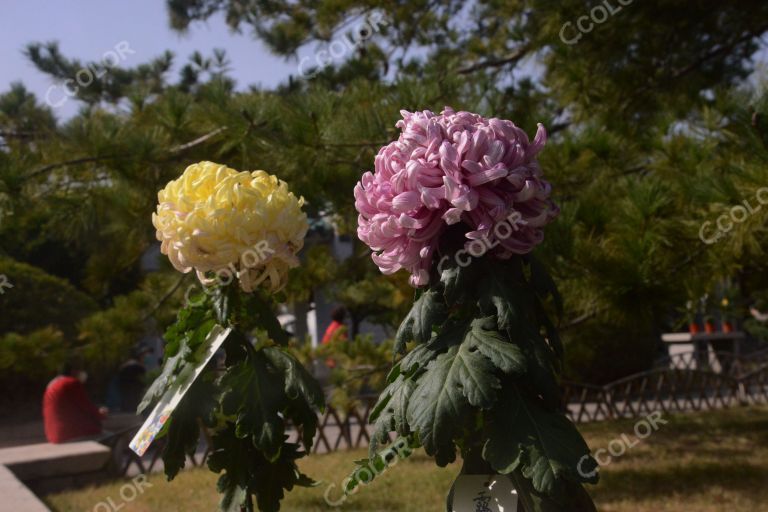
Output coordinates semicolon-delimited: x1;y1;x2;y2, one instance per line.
321;307;348;369
322;306;348;344
117;347;150;413
43;360;107;443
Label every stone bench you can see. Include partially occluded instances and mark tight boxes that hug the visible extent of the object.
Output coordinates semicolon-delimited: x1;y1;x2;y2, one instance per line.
0;441;112;510
0;464;49;512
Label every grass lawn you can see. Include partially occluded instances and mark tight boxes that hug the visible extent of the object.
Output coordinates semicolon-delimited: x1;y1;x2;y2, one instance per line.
46;406;768;512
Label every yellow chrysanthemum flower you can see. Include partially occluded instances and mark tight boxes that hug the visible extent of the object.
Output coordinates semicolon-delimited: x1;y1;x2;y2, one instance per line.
152;161;308;293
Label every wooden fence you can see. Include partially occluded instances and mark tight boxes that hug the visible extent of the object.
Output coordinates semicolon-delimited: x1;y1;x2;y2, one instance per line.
117;348;768;476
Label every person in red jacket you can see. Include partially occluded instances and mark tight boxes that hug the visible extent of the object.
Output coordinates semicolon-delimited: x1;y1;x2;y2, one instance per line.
43;361;107;443
321;307;349;369
321;307;348;345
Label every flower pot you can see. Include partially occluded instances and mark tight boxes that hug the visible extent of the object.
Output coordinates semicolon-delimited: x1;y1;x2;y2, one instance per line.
704;321;715;334
688;322;700;334
722;321;733;333
446;446;518;512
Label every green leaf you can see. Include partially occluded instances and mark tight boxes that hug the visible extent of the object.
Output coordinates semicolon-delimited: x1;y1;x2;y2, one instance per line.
465;316;527;375
161;377;218;479
478;263;534;333
483;385;598;495
241;292;289;346
219;353;287;461
398;343;438;375
211;286;232;327
426;315;470;352
137;341;192;414
394;288;446;353
528;255;563;319
370;375;416;453
524;335;563;409
439;256;480;304
138;315;217;414
263;346;324;409
218;479;247;512
208;424;313;512
163;302;212;357
406;342;501;465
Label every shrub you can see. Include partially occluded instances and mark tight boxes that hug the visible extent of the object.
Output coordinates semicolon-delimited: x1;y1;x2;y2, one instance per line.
0;257;98;337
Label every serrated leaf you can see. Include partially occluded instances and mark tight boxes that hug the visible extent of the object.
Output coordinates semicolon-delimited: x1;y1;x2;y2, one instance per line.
465;316;527;375
161;377;217;479
263;347;324;410
483;385;597;495
209;424;312;512
220;353;286;461
139;316;216;414
137;341;192;414
406;342;502;465
394;288;446;353
439;257;479;304
370;375;416;453
243;293;289;346
426;315;470;352
479;265;534;333
398;343;438;375
406;347;463;464
218;476;246;512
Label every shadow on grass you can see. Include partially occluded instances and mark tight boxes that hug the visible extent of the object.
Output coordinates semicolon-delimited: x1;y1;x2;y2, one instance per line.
592;461;768;502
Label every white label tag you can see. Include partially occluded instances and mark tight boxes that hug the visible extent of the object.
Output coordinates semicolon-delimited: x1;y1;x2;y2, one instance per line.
129;325;231;456
451;475;518;512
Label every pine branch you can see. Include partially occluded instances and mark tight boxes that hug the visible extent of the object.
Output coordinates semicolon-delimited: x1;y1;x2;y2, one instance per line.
0;130;37;139
23;126;229;181
457;45;530;74
635;23;768;97
25;155;121;180
170;126;228;153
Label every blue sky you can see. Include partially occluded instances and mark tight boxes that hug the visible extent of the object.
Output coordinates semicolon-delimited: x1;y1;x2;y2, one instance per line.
2;1;766;121
0;0;299;119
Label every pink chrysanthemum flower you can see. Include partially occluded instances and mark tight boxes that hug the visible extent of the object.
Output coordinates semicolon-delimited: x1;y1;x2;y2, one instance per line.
354;107;559;286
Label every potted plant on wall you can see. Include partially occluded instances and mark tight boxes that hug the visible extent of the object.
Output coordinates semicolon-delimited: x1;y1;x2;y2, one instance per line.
699;294;715;334
686;300;700;334
349;108;598;511
721;297;734;333
703;314;716;334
